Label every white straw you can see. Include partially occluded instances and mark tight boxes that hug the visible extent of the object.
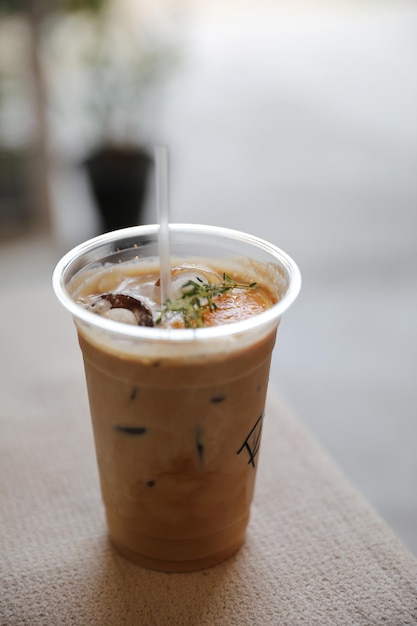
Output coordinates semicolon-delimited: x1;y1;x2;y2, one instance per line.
155;145;172;303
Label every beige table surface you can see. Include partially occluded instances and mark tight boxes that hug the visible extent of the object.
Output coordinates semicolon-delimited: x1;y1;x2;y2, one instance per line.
1;281;417;626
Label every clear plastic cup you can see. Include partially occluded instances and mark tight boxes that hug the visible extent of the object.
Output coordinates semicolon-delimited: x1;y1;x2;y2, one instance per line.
52;224;301;572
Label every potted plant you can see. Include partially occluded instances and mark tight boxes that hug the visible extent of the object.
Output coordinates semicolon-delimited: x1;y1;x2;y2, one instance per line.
45;0;181;232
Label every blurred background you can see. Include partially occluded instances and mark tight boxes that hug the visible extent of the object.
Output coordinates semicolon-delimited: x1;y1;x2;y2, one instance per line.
1;0;416;554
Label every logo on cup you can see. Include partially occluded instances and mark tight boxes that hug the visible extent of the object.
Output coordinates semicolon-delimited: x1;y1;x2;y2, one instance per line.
237;413;264;468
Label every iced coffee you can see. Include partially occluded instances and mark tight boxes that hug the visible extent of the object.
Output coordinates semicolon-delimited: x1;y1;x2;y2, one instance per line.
53;224;301;572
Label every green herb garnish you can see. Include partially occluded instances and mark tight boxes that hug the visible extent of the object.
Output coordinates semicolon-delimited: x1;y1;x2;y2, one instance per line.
156;273;257;328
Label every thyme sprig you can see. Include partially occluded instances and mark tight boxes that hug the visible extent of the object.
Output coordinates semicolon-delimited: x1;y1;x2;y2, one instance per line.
156;273;257;328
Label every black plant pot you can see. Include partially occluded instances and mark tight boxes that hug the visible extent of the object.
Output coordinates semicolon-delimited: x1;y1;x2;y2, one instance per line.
84;146;152;233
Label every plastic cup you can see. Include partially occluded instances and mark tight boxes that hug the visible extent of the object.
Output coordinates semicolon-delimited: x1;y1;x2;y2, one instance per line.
52;224;301;572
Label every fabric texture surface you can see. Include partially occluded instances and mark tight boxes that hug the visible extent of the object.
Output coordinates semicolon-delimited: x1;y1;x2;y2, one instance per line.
1;282;417;626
